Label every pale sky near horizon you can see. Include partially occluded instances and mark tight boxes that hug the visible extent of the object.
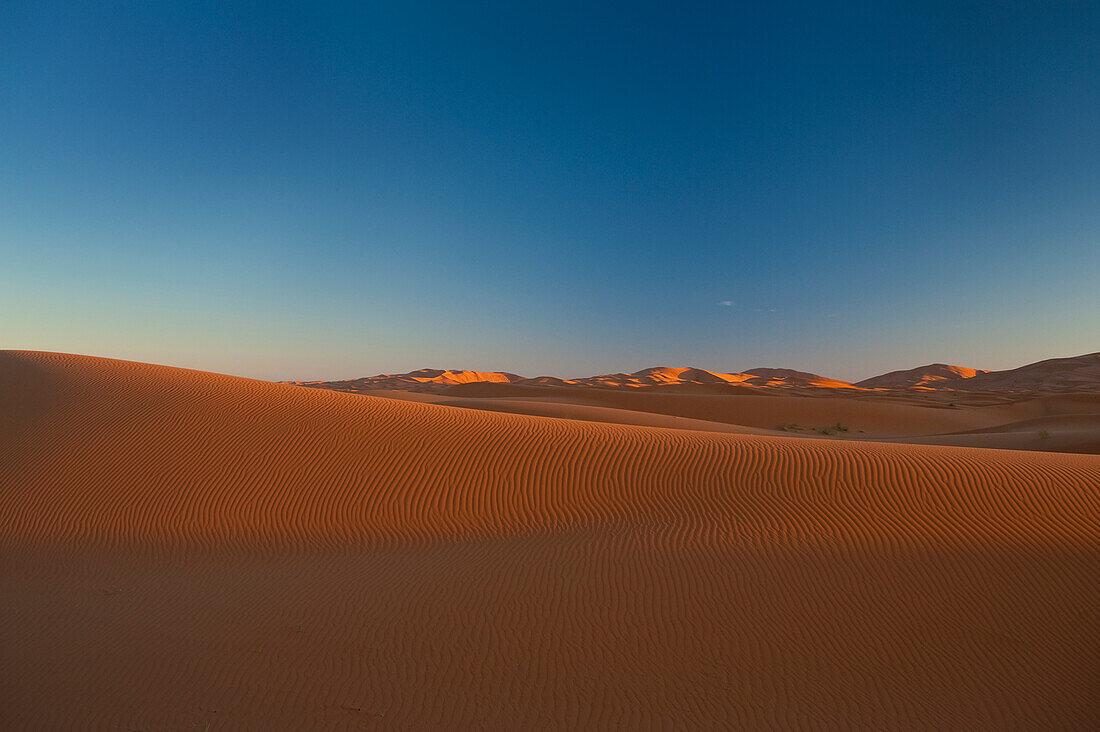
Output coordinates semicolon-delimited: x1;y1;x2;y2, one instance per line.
3;2;1099;382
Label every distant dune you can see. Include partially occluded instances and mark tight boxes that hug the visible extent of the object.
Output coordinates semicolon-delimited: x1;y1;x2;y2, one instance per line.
2;351;1098;729
297;353;1100;455
855;363;987;389
543;365;860;390
741;366;858;389
854;354;1100;393
297;365;862;393
298;351;1100;397
291;368;524;391
955;352;1100;393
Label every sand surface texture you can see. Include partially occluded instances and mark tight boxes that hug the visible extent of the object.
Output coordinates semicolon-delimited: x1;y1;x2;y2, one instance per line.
2;351;1099;730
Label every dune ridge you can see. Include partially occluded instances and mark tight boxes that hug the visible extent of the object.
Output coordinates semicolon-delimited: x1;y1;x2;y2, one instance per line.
2;351;1099;730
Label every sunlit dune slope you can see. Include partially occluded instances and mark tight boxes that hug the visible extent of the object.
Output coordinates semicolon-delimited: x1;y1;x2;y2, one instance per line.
2;350;1096;549
2;351;1099;730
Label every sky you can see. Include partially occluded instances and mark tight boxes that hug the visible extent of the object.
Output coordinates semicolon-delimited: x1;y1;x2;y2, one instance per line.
2;1;1099;382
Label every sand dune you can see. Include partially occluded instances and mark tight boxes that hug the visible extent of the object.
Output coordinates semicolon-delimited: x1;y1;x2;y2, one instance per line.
893;414;1100;454
853;353;1100;393
390;386;1100;454
741;366;858;389
298;351;1100;398
538;365;860;390
292;368;524;391
957;352;1100;392
304;364;1100;454
421;395;780;434
856;363;987;389
292;352;1100;456
2;351;1099;729
423;382;1043;437
620;366;758;386
294;364;861;393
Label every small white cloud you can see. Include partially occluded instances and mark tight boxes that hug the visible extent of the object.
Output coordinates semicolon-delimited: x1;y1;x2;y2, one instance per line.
718;300;734;307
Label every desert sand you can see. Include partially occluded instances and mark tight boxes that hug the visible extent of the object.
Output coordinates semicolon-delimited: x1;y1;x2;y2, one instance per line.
2;351;1099;729
300;354;1100;455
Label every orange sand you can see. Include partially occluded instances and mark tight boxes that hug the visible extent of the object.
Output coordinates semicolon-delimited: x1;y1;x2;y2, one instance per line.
2;351;1098;729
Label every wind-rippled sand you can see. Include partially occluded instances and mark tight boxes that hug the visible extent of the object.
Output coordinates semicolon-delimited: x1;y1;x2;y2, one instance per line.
2;351;1097;729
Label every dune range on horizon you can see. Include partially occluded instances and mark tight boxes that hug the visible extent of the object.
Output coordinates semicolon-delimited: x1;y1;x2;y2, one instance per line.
2;350;1099;729
294;352;1100;456
290;351;1100;393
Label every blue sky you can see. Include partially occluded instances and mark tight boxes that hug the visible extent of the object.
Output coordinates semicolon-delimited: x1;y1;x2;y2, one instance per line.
3;1;1098;381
